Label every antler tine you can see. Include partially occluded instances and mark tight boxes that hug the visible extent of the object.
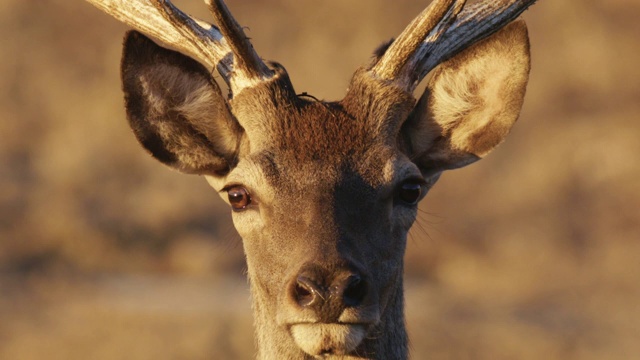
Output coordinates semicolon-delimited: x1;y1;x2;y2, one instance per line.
206;0;273;88
417;0;538;81
86;0;229;75
371;0;466;87
85;0;273;94
151;0;232;80
372;0;538;92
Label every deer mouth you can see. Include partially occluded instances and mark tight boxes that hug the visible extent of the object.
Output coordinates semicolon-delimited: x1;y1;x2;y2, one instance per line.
289;323;368;357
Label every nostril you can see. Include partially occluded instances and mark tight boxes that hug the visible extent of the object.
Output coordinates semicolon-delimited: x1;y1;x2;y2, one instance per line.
295;283;313;307
342;274;367;307
294;276;322;307
320;348;334;355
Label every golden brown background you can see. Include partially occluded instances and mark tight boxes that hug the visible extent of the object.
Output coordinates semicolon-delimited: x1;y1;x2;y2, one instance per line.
1;0;639;359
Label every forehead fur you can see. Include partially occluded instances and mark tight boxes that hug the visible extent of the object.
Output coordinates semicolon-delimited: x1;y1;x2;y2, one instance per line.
229;67;416;187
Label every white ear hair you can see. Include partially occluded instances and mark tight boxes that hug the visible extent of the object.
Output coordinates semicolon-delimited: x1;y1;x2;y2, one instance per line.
406;20;531;172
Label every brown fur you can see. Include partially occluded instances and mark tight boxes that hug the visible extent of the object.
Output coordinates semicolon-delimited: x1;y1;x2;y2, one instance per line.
119;17;531;360
121;31;242;175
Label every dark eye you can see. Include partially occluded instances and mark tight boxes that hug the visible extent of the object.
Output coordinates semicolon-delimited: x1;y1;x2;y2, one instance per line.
397;180;423;205
227;186;251;211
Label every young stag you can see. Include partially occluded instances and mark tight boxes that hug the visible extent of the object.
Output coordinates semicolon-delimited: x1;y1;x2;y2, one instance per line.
85;0;538;358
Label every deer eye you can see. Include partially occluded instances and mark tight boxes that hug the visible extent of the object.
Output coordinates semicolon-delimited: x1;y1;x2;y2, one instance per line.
226;186;252;211
397;180;424;205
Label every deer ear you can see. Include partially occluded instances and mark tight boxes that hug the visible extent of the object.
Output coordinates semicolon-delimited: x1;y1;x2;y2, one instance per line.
402;21;530;176
121;31;242;176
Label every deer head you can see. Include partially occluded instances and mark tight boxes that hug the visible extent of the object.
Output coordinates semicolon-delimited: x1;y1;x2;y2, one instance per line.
86;0;537;358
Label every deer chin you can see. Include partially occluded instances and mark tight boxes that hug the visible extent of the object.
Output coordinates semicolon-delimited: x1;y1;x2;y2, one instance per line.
290;323;367;357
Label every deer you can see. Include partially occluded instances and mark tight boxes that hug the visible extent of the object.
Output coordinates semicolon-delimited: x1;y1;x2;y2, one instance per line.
84;0;537;358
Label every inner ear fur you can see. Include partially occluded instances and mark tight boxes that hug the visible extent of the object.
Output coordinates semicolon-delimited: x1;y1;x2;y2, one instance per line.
403;20;531;175
121;31;242;176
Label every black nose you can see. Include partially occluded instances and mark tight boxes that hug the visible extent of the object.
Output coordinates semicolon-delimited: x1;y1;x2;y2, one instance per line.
292;268;368;310
336;274;367;307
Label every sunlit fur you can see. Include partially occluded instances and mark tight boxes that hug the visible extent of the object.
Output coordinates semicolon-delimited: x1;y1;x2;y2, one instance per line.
120;19;531;360
403;21;531;173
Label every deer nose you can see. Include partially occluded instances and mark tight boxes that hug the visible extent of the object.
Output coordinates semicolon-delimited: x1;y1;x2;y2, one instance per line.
334;274;367;307
294;276;325;307
293;270;368;310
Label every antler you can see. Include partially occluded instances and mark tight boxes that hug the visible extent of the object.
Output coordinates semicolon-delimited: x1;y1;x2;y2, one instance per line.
85;0;272;94
371;0;537;91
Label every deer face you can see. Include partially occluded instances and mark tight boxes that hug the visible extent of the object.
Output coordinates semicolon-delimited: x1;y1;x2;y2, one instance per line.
200;69;433;355
111;0;534;357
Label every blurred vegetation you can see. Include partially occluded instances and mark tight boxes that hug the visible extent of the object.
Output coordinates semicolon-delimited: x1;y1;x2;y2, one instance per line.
1;0;639;359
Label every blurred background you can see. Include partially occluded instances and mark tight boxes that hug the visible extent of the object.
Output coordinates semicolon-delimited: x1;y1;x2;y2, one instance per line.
1;0;638;359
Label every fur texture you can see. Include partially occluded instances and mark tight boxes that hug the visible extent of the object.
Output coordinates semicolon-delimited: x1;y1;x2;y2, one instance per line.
121;31;242;175
119;19;531;360
403;21;531;174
